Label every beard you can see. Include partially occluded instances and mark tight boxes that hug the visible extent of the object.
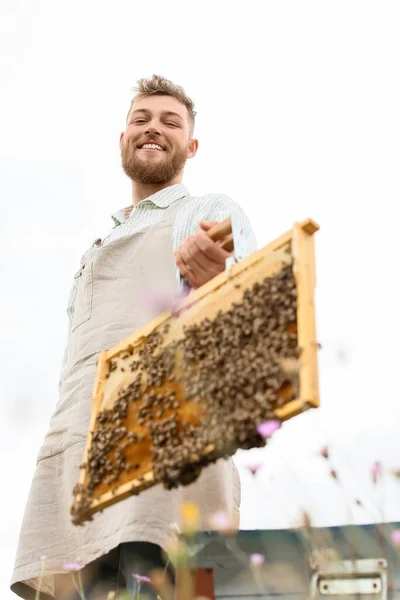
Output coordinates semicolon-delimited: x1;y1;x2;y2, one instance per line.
121;141;188;184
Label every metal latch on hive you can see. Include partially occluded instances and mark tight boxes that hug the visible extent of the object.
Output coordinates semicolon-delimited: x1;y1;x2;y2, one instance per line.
310;558;388;600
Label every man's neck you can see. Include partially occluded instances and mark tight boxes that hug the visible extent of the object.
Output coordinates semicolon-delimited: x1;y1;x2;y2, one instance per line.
131;175;183;206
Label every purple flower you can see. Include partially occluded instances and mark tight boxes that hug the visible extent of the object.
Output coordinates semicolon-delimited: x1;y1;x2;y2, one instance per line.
171;287;191;309
209;510;236;534
246;463;263;476
63;562;82;572
320;445;329;459
371;461;382;484
257;419;281;438
391;529;400;548
139;286;174;315
250;553;265;566
211;511;230;529
133;573;151;584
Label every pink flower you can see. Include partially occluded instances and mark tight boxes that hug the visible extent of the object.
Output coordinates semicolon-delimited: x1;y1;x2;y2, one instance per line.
320;446;329;459
171;287;191;311
391;529;400;548
208;510;236;534
139;286;175;315
371;461;382;484
63;562;82;572
246;463;263;476
250;553;265;566
133;573;151;583
210;511;230;529
257;420;281;438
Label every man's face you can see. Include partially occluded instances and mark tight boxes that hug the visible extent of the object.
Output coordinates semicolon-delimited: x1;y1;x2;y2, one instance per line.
120;95;198;185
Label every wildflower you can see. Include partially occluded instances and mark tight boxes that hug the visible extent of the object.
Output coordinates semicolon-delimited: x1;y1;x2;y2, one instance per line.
246;463;263;476
330;469;339;481
63;562;82;572
139;286;173;314
181;502;200;531
133;573;151;583
391;529;400;549
301;510;312;529
250;553;265;566
320;446;329;459
171;287;191;313
169;522;181;535
371;461;382;484
256;419;281;438
208;510;236;535
165;537;189;567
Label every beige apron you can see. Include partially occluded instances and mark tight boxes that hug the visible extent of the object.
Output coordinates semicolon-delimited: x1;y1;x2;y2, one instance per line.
11;193;241;599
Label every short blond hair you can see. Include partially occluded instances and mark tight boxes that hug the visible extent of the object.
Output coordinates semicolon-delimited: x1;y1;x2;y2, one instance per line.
127;74;196;134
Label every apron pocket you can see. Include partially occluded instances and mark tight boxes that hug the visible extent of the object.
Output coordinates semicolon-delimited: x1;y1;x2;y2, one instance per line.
71;262;93;331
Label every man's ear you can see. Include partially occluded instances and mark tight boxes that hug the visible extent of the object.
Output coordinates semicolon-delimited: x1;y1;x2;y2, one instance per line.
119;132;125;151
187;138;199;159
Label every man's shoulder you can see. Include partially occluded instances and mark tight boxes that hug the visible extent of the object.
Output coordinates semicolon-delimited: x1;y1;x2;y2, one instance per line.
188;191;235;203
183;192;241;214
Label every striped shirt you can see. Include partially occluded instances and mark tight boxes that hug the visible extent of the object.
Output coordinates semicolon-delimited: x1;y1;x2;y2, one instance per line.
61;183;257;380
68;183;257;316
106;183;257;259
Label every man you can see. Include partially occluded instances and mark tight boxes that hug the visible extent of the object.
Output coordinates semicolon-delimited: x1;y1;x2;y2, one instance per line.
11;75;257;599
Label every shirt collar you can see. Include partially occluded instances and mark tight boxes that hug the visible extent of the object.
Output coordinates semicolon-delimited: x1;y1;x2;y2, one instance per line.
111;183;189;226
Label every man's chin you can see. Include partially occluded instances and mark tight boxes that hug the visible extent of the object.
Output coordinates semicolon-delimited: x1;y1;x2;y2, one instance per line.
121;149;187;184
124;167;173;185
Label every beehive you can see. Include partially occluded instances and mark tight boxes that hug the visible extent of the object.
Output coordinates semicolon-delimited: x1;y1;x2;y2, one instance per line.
71;218;319;525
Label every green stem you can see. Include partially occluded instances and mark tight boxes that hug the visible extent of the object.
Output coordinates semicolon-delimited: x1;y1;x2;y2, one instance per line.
77;570;87;600
225;537;266;597
34;556;46;600
70;570;87;600
135;581;141;600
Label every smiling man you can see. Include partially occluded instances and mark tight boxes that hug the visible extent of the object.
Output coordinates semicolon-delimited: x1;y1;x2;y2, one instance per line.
11;75;257;600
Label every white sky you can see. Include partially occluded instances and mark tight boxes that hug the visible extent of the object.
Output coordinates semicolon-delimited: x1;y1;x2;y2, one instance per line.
1;1;400;597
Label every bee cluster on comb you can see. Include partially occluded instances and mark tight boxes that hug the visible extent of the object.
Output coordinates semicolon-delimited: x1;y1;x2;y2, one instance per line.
72;260;301;525
71;219;319;525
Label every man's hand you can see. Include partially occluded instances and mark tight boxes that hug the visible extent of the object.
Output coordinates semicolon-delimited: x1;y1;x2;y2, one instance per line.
174;220;233;289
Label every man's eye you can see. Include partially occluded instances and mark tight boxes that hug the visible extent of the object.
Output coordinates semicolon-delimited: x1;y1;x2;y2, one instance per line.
133;119;146;124
166;122;178;127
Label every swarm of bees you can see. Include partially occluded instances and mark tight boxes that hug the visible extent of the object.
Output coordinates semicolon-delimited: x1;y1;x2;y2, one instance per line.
72;262;299;525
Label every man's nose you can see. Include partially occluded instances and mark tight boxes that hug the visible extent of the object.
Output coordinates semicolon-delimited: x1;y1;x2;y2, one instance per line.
145;125;161;136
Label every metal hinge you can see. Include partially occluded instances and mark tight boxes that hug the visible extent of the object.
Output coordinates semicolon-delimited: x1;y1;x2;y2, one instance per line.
310;558;388;600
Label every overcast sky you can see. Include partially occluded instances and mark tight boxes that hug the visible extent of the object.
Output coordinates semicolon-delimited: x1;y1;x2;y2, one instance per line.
1;1;400;597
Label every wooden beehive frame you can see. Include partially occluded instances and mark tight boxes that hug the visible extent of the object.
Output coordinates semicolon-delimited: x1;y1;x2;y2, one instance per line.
74;218;319;522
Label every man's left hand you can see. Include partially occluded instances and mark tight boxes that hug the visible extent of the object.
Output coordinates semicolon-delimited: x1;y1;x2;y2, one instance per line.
174;220;233;289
